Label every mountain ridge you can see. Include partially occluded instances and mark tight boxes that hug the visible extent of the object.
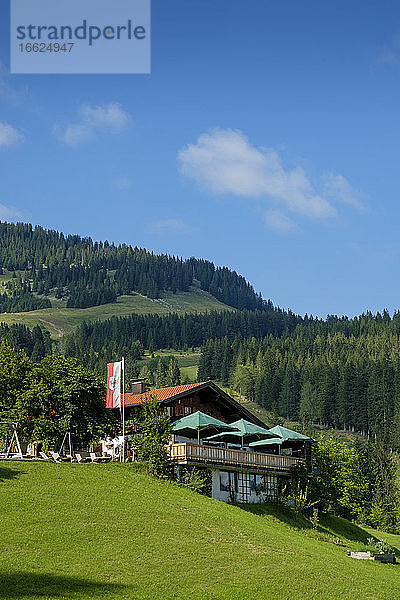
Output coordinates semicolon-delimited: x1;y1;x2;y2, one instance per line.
0;221;272;312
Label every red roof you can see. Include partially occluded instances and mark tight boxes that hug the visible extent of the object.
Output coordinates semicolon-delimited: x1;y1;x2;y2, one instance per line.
122;383;204;406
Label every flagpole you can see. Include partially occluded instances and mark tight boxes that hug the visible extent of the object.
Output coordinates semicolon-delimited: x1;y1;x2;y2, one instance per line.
122;356;125;462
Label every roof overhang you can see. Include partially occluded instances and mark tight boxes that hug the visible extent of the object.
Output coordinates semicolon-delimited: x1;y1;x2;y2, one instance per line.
158;381;268;429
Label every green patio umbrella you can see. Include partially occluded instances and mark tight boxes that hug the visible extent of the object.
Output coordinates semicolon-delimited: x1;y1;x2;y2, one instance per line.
249;425;313;449
171;411;238;444
204;418;279;449
248;437;284;448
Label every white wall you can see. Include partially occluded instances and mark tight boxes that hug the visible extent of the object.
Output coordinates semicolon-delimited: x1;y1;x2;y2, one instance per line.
210;468;279;503
211;469;232;502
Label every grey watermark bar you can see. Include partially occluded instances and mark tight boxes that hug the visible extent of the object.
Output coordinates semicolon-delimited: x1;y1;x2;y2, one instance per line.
10;0;151;74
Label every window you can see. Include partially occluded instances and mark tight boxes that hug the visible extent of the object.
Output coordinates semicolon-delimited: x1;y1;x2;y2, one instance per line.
166;406;172;417
219;470;237;492
220;471;230;491
249;474;263;492
264;475;278;497
255;474;264;491
247;474;277;496
184;406;192;416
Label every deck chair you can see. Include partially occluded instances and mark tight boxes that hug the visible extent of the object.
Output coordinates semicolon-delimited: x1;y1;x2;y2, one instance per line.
49;451;62;463
89;452;103;463
39;451;49;461
75;453;90;463
90;452;111;463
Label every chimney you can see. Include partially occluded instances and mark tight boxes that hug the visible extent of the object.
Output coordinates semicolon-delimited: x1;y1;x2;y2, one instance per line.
131;379;147;394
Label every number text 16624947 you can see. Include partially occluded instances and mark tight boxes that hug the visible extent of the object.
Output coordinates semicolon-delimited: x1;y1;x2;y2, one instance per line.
19;43;74;53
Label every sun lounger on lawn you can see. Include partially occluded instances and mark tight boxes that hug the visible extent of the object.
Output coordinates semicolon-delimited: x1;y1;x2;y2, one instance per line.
89;452;103;463
39;452;49;461
90;452;111;463
49;451;62;463
75;453;90;463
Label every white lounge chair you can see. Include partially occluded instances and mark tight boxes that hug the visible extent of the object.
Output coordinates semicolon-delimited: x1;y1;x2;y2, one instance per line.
39;451;49;461
90;452;111;463
75;453;90;463
89;452;102;463
49;451;62;463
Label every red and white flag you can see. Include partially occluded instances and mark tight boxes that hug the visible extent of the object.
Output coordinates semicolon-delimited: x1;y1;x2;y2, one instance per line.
106;361;122;408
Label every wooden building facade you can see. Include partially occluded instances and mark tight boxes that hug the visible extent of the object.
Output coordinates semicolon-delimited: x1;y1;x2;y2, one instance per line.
121;381;310;504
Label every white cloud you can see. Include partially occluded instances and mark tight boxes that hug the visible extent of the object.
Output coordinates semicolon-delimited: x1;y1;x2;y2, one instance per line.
178;128;368;231
113;176;133;191
264;209;297;232
59;123;91;146
55;103;131;146
322;173;366;210
149;218;188;234
0;122;25;148
371;34;400;67
0;203;23;221
374;49;399;66
80;104;130;131
178;128;336;220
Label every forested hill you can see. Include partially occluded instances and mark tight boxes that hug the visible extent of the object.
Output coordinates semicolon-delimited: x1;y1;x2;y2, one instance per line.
0;222;272;311
198;311;400;449
63;308;303;370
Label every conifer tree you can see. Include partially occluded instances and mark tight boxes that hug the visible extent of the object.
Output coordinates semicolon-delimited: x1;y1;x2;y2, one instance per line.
166;357;181;386
155;359;168;388
139;364;153;386
299;380;318;425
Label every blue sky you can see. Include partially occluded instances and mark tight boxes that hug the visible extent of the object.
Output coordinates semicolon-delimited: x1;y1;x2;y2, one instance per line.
1;1;400;317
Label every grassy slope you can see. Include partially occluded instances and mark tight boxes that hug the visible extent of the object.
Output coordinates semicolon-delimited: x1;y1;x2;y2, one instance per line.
0;287;233;337
140;349;200;382
1;461;399;600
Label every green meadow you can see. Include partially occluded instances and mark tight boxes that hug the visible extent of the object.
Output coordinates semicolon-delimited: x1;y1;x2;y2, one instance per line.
0;287;232;337
1;461;398;600
140;348;201;382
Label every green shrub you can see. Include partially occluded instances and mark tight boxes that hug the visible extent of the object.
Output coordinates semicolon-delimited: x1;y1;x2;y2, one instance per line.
179;467;206;494
131;397;171;478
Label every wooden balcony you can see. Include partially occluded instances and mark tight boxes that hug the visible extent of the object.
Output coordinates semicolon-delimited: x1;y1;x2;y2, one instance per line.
168;442;305;473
